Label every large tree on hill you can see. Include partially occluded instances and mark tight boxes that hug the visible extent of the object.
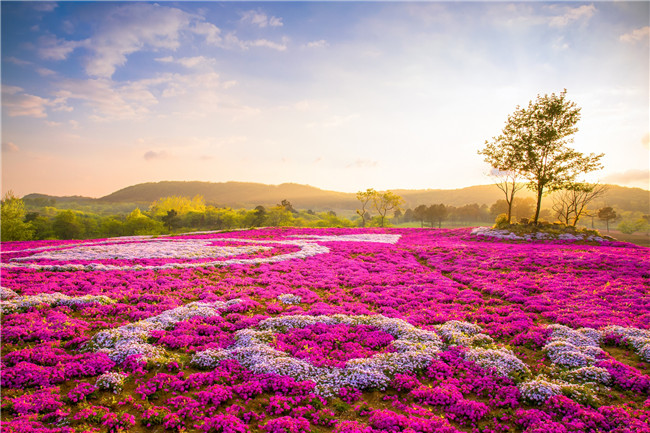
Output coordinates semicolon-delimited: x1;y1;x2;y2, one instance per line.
479;90;604;224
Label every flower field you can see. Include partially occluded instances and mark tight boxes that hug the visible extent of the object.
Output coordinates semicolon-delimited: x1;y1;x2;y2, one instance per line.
1;227;649;433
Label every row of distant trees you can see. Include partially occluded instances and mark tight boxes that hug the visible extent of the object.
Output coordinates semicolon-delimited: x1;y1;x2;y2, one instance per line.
0;193;358;241
3;188;646;241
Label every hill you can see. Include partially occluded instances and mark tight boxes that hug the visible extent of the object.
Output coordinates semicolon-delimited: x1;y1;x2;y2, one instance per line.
99;181;356;210
23;181;649;214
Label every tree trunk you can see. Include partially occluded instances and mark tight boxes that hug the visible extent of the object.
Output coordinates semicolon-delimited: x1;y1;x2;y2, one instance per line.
507;200;513;224
533;186;544;225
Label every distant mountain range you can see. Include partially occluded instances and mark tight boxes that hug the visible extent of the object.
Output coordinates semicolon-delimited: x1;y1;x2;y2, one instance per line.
23;181;649;213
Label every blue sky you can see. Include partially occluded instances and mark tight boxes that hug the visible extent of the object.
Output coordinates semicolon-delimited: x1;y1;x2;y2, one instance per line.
2;1;648;197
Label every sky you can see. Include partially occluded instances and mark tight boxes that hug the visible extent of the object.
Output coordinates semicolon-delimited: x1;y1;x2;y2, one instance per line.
1;1;649;198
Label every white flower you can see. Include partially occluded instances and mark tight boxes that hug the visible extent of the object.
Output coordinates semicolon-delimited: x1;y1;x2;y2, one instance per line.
96;372;128;393
192;313;443;396
465;347;530;379
277;293;302;305
519;378;562;404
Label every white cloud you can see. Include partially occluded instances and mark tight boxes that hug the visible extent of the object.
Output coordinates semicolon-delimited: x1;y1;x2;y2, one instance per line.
34;3;287;78
552;37;569;51
246;37;288;51
143;150;169;161
49;70;253;122
192;21;222;45
32;2;58;12
156;56;215;68
548;4;596;28
37;67;56;76
4;57;57;77
620;26;649;44
53;78;158;121
305;40;329;49
2;85;23;95
35;4;219;78
2;142;19;153
5;57;31;66
222;33;288;51
83;4;194;78
1;86;50;118
62;20;75;34
37;35;84;60
240;10;283;28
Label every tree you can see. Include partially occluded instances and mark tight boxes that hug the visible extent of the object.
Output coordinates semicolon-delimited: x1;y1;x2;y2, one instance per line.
598;206;617;232
552;183;607;227
52;210;85;239
356;189;376;227
487;169;525;224
1;191;34;241
427;204;448;228
479;90;604;224
393;209;403;224
249;205;267;227
161;209;179;231
149;195;206;218
372;191;404;227
125;208;165;235
617;218;649;235
413;205;427;228
278;199;296;214
26;213;54;240
403;208;414;223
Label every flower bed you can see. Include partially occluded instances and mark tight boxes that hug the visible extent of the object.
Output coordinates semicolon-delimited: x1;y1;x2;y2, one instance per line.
1;227;649;432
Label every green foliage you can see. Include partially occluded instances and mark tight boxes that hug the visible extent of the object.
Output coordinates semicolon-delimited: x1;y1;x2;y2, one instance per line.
372;190;404;227
480;90;604;224
494;213;509;228
617;218;649;235
125;208;165;235
495;220;602;238
149;195;206;218
264;206;297;227
27;214;55;240
1;191;34;241
52;210;85;239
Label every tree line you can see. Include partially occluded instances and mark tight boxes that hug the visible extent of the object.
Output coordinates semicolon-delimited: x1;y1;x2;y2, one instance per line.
0;193;359;241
